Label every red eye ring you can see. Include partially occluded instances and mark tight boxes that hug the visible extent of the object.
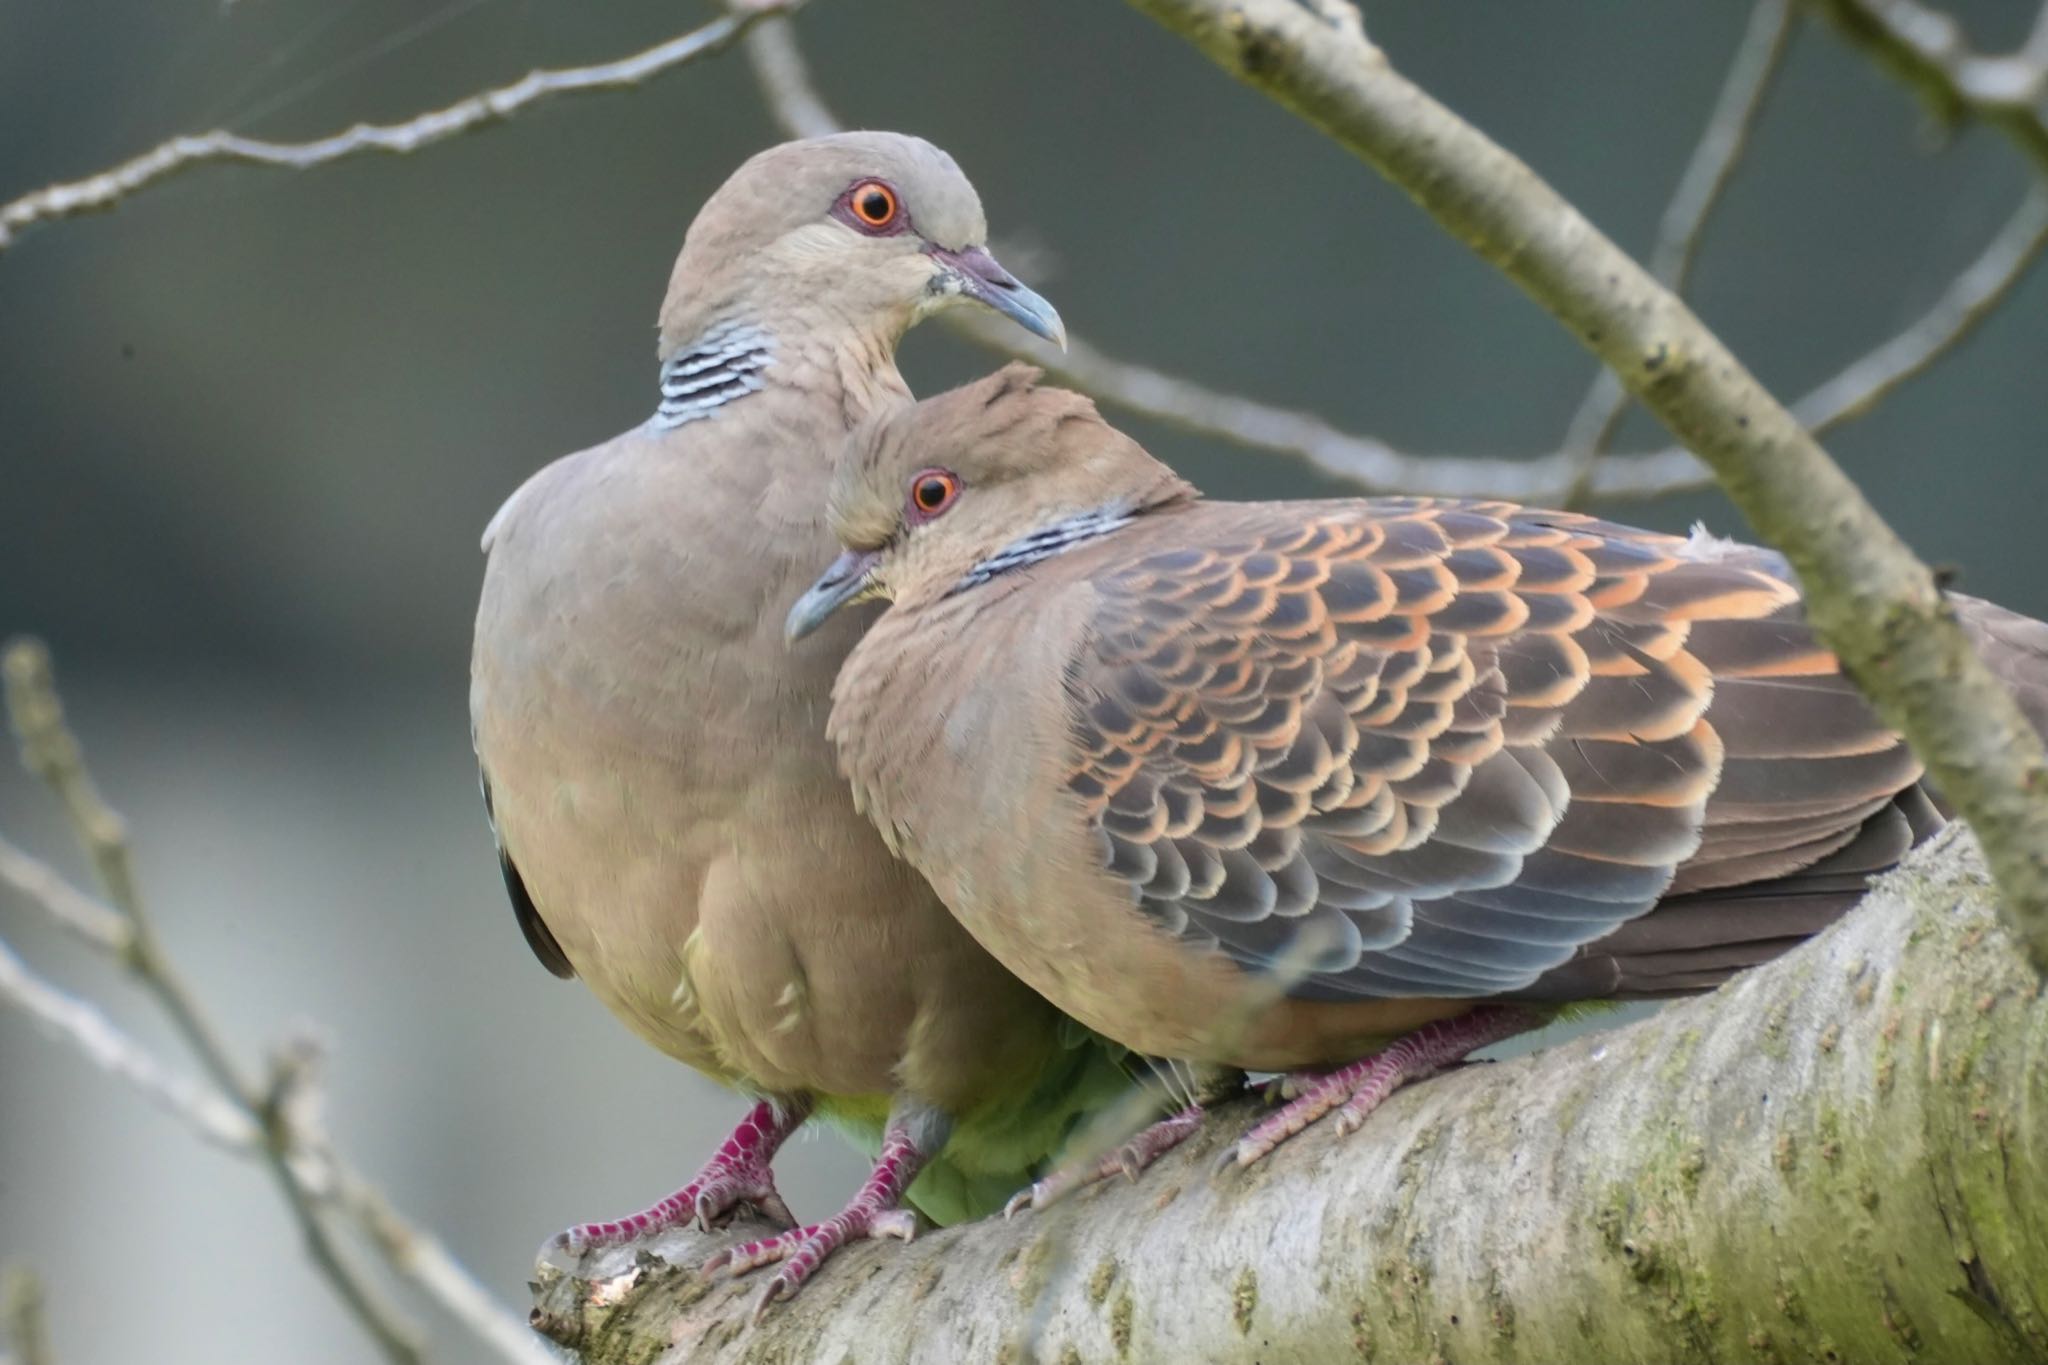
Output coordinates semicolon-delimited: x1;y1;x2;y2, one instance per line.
907;468;961;521
846;180;901;232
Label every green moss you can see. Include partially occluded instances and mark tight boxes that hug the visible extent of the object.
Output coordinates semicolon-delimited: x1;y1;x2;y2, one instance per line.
1678;1141;1707;1194
1013;1235;1055;1307
1087;1257;1118;1307
1350;1300;1376;1359
1758;1001;1793;1061
1660;1028;1702;1085
1487;1276;1517;1342
1232;1266;1258;1335
1815;1106;1843;1166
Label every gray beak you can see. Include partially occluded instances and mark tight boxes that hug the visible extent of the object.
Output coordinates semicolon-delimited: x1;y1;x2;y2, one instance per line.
785;548;882;643
931;245;1067;349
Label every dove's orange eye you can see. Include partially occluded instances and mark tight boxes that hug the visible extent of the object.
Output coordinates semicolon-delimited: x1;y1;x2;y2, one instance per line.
842;179;902;234
907;469;961;521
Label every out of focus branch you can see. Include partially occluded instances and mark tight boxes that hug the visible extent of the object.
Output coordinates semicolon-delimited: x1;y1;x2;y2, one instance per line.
0;640;554;1365
0;1;803;255
1;1267;50;1365
1808;0;2048;176
1791;186;2048;425
1559;0;1795;503
0;933;258;1151
1;640;418;1364
741;17;837;140
747;12;2042;509
0;837;129;953
1126;0;2048;973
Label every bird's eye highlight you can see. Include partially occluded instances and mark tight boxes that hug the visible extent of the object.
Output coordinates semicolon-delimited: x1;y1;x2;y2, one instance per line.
848;180;901;232
907;468;961;521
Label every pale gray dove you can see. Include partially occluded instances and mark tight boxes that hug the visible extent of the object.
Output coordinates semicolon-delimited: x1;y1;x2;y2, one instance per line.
472;138;1127;1308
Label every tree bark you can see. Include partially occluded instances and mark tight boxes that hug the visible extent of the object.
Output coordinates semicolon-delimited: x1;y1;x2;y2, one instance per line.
530;829;2047;1364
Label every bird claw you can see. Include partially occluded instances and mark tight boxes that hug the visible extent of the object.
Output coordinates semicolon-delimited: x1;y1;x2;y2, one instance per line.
1004;1107;1206;1217
1002;1183;1048;1220
737;1210;920;1319
693;1184;795;1234
1225;1008;1539;1169
704;1204;922;1312
550;1101;806;1258
870;1208;920;1242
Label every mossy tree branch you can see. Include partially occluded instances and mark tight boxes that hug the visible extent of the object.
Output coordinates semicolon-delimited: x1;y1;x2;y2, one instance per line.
533;831;2046;1363
1123;0;2048;977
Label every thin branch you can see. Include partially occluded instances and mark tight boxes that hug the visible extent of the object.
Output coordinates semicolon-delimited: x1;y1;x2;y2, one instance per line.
1793;185;2048;426
0;932;261;1151
745;9;2039;511
741;17;838;140
1559;0;1795;504
0;1;805;255
0;926;552;1364
0;642;556;1365
332;1173;565;1365
1808;0;2048;176
952;315;1558;497
954;173;2046;503
1126;0;2048;975
2;1266;52;1365
0;835;131;954
3;640;420;1365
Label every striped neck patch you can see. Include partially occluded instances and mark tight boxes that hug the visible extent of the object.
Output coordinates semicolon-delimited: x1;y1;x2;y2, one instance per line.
952;506;1134;594
653;322;774;429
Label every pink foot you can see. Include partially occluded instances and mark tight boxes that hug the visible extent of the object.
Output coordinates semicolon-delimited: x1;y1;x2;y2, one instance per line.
702;1114;933;1317
1003;1106;1207;1216
1225;1007;1538;1168
551;1097;809;1258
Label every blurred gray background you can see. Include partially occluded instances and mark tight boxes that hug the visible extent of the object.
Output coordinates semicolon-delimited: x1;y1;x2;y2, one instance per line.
2;1;2043;1361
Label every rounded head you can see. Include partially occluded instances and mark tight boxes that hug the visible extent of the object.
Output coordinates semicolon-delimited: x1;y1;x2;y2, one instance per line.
659;132;1064;354
786;365;1196;640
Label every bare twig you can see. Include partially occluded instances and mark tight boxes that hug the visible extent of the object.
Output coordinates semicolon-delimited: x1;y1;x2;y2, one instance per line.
2;640;421;1364
0;835;130;953
741;17;838;140
1127;0;2048;974
1808;0;2048;175
332;1176;559;1365
746;9;2037;511
0;932;259;1151
0;1;804;254
1;1266;50;1365
1559;0;1795;504
0;923;553;1363
953;176;2046;503
1793;185;2048;426
0;641;557;1364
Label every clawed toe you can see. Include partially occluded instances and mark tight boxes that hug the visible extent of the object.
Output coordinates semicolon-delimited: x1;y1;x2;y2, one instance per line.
1002;1184;1046;1220
1220;1009;1541;1170
1004;1106;1207;1217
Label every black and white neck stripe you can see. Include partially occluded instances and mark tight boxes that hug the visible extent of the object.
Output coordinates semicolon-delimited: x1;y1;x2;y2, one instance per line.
951;506;1134;594
652;322;774;429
